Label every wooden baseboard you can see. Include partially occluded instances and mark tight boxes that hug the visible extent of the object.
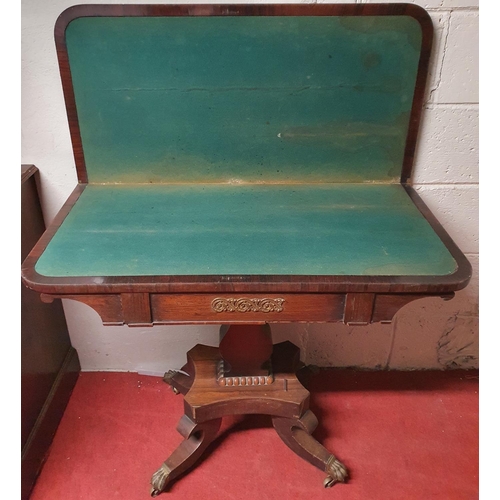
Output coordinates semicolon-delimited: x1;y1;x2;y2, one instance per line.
21;347;80;500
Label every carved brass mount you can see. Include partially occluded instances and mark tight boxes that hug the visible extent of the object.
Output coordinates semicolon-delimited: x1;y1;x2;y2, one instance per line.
211;297;285;313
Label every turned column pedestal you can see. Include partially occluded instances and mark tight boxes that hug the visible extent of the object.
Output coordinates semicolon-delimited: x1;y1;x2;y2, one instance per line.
151;324;348;496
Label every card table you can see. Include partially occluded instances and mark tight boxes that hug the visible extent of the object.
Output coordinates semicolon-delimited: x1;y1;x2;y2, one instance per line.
22;4;471;495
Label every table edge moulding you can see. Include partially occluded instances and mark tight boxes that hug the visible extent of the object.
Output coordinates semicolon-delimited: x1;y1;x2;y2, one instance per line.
21;3;472;496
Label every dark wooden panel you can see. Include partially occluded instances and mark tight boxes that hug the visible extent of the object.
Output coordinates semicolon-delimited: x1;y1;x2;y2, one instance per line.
21;349;79;500
152;294;345;324
21;166;73;446
21;165;80;500
371;293;454;323
344;293;375;325
41;293;124;326
121;293;152;326
21;165;45;261
35;290;457;327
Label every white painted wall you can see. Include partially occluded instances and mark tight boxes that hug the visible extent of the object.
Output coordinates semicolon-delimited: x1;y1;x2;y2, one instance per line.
21;0;479;372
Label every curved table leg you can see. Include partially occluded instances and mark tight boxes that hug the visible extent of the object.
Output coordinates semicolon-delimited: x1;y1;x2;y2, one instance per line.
272;410;348;488
150;415;222;496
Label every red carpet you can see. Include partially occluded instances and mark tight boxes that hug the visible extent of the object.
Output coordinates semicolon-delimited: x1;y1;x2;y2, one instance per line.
30;369;478;500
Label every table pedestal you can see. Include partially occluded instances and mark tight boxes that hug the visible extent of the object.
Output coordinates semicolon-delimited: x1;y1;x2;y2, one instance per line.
150;325;348;496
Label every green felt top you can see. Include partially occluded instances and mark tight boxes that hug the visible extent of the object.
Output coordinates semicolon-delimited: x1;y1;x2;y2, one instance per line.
65;15;422;183
35;184;456;277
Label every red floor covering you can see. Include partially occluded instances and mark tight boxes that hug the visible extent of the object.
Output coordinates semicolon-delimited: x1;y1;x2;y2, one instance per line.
30;369;478;500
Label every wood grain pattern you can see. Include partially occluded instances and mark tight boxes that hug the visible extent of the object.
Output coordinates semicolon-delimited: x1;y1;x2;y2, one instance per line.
219;324;273;378
371;293;454;323
41;293;124;326
153;341;347;493
344;293;375;325
400;7;433;183
150;416;222;496
34;291;455;326
151;293;345;324
273;411;348;486
121;293;152;326
182;342;309;423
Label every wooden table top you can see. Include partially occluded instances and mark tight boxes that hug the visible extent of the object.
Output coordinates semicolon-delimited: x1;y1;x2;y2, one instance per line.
19;5;472;328
21;5;471;302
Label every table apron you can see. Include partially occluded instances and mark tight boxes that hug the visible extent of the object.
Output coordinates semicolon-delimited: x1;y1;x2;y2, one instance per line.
41;292;453;327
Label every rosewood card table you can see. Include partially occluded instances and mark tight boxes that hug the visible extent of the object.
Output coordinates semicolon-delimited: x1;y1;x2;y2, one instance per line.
22;3;471;496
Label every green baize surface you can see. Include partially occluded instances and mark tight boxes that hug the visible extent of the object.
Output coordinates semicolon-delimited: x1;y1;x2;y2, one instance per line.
66;15;421;184
40;16;455;279
35;184;457;277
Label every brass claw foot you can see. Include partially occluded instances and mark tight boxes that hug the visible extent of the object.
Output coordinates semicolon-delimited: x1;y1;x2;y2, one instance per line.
162;369;192;396
150;464;171;497
163;370;179;394
323;455;348;487
150;416;222;496
273;410;349;488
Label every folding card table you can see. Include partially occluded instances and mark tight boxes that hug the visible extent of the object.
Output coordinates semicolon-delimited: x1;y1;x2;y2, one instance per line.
22;4;471;496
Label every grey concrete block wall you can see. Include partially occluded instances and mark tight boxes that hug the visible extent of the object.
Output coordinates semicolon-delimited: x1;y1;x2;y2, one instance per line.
21;0;479;371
